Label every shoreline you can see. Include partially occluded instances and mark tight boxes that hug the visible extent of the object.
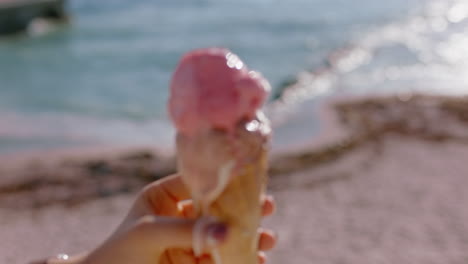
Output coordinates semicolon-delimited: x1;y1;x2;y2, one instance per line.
271;93;468;174
1;93;467;210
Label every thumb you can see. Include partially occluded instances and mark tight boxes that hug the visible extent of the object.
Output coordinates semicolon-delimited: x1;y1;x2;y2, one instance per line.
133;216;229;252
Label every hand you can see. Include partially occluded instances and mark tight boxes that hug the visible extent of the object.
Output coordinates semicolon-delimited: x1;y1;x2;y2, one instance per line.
79;174;276;264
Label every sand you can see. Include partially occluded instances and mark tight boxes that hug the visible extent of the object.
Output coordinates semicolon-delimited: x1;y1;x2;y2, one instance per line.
2;94;468;264
267;136;468;264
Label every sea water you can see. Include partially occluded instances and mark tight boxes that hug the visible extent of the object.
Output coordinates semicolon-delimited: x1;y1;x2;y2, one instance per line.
0;0;467;153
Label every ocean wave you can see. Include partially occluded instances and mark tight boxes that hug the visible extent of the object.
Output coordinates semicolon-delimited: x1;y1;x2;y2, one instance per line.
264;0;468;151
270;0;468;115
4;0;465;153
0;111;175;153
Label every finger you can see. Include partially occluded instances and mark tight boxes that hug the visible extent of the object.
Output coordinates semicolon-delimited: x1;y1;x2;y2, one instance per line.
261;195;276;217
159;174;191;200
197;252;265;264
181;195;276;218
142;174;192;215
160;249;196;264
177;199;197;218
133;216;229;252
199;254;214;264
258;252;267;264
258;228;277;251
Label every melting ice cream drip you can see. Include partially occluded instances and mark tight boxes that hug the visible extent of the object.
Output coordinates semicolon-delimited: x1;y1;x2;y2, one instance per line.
202;160;236;214
190;121;268;264
192;160;235;264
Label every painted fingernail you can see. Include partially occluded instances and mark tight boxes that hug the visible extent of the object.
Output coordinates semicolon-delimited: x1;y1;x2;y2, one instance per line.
259;252;267;264
206;223;228;244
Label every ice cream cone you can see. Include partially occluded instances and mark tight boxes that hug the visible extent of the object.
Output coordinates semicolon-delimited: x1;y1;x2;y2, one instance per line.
176;118;270;264
168;47;272;264
206;142;268;264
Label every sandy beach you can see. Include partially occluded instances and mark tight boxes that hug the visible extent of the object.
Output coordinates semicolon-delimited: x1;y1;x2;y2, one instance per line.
2;94;468;264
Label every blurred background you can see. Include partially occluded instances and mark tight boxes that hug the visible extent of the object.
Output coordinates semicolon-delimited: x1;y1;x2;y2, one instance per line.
2;1;468;264
1;0;467;154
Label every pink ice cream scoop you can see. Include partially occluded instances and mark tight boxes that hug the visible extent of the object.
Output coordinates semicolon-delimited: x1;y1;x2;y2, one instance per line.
168;47;271;208
168;48;270;136
168;48;272;264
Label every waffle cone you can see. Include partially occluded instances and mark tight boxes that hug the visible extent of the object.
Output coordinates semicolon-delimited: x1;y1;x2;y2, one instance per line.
205;148;268;264
176;119;270;264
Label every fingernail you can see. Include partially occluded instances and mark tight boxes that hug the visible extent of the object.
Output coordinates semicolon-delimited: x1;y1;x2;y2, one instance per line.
206;223;228;244
259;252;267;264
177;200;191;212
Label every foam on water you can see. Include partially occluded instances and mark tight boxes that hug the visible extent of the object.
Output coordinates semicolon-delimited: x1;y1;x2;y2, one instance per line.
268;0;468;151
0;110;174;153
